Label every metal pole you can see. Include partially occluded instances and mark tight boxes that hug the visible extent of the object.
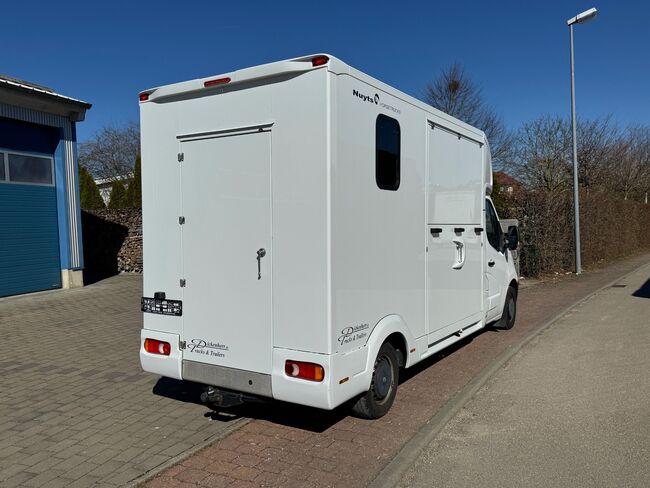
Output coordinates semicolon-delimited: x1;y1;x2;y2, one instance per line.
569;24;582;274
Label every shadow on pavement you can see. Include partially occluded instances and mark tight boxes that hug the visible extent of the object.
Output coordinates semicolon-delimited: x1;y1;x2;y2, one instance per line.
152;376;349;431
152;326;503;433
152;377;236;423
399;326;499;384
632;277;650;299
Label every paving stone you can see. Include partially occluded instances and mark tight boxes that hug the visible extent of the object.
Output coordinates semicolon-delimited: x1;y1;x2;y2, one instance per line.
0;275;235;486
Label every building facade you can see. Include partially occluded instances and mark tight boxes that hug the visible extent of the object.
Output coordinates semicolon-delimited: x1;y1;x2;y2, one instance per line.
0;75;90;297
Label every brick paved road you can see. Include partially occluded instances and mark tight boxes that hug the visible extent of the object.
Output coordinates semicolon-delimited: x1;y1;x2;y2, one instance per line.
145;253;650;488
0;275;240;488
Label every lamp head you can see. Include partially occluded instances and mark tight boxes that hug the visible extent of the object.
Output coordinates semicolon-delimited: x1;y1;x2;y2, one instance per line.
567;7;598;26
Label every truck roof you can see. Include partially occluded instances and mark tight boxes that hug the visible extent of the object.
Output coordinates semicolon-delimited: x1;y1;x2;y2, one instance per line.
139;53;485;142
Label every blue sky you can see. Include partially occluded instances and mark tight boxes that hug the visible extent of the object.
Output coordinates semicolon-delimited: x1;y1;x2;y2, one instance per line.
2;1;648;142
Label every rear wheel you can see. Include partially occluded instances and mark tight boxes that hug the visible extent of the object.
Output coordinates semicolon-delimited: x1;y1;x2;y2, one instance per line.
494;286;517;330
352;342;399;419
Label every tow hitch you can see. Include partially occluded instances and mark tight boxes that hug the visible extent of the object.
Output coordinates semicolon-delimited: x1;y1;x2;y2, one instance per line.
200;386;262;408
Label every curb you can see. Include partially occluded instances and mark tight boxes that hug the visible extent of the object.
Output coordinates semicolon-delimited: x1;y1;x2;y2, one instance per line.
128;417;251;487
369;260;650;488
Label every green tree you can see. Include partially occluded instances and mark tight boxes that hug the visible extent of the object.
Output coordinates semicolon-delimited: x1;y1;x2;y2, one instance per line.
125;155;142;207
108;180;127;209
78;165;105;210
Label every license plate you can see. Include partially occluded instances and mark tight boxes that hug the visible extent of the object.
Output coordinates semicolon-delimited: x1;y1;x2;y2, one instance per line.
141;297;182;316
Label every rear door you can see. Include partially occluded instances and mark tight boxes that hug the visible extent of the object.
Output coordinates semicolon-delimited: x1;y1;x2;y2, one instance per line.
180;131;272;374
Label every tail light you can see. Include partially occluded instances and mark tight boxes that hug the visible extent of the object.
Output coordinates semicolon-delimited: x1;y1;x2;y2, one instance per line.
144;338;171;356
285;360;324;382
139;93;150;102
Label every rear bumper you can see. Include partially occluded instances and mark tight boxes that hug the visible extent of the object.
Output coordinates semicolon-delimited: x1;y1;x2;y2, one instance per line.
182;360;272;398
139;328;370;410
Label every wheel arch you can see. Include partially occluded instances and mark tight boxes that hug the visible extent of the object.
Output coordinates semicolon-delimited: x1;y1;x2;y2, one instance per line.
359;314;414;391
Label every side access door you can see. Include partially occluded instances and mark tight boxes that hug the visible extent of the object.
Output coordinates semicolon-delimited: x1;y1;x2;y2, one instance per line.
180;130;272;374
426;123;483;344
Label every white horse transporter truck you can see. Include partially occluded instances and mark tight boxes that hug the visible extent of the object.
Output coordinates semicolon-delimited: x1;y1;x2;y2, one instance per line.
138;54;519;419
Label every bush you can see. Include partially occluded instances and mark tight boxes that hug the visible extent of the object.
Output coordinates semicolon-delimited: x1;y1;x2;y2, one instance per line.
108;180;128;209
78;165;105;210
125;155;142;208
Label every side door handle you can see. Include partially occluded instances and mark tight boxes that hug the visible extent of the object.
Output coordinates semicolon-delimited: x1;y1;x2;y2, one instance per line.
452;239;465;270
488;259;495;267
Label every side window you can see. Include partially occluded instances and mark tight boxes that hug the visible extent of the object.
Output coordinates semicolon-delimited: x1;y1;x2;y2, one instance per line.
0;153;5;180
8;153;53;185
485;199;502;251
376;114;400;191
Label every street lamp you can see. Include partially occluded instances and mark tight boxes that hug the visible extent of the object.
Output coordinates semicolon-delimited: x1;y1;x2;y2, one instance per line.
567;7;597;275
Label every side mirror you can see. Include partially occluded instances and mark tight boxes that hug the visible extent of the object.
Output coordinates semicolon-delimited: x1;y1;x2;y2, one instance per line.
506;226;519;251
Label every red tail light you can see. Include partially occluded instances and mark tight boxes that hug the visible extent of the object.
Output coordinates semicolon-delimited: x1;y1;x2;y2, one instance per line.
139;93;150;102
144;338;171;356
311;55;329;67
285;360;324;382
204;77;231;88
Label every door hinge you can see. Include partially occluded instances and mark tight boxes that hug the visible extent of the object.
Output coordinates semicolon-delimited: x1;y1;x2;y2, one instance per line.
179;279;186;287
177;152;184;162
179;340;186;350
179;216;185;225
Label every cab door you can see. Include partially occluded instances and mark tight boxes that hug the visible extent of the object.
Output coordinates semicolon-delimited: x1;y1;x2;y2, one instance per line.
485;197;508;323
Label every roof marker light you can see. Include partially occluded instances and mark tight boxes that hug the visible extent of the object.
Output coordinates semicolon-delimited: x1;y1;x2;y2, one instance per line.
204;77;231;88
139;93;149;102
311;55;329;67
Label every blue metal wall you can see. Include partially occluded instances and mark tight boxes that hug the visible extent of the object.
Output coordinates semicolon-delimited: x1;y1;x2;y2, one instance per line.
0;117;64;297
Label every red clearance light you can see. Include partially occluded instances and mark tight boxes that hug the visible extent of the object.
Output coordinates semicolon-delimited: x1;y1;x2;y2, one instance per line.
144;338;171;356
204;77;231;88
139;93;150;102
311;55;329;67
285;360;324;382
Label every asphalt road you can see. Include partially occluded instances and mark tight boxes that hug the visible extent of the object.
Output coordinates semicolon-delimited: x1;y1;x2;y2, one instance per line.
398;262;650;488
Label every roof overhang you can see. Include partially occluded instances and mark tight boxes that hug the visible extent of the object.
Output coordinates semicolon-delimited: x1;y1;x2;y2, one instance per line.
0;78;91;122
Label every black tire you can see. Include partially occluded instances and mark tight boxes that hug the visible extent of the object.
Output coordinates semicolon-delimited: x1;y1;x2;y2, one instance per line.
494;286;517;330
352;342;399;419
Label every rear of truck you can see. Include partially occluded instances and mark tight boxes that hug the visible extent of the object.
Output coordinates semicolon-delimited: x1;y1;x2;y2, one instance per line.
138;55;347;409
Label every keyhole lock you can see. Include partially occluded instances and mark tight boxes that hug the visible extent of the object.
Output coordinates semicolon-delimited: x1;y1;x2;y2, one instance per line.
256;248;266;280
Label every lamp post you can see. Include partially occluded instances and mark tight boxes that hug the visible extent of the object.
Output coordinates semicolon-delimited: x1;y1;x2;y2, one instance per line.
567;7;597;275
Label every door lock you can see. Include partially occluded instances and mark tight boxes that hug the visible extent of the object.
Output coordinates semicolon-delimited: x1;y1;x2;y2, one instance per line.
256;248;266;280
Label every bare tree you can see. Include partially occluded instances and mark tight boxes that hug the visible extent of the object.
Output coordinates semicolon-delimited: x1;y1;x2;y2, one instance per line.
507;115;572;193
613;125;650;201
423;62;513;166
79;121;140;181
576;116;621;193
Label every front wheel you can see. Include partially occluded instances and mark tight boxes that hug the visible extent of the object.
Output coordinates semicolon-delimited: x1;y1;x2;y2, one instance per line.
494;286;517;330
351;342;399;419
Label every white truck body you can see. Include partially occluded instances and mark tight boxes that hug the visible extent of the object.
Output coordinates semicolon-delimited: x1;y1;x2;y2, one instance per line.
138;54;518;411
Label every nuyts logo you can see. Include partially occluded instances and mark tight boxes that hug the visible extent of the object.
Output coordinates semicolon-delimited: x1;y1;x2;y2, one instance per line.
353;89;379;105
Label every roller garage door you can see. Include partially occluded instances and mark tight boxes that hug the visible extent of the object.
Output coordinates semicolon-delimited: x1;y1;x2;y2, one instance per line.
0;150;62;297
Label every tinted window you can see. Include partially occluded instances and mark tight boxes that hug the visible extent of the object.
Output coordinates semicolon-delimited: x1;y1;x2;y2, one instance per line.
376;114;400;191
8;153;53;184
485;199;502;251
0;153;4;180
